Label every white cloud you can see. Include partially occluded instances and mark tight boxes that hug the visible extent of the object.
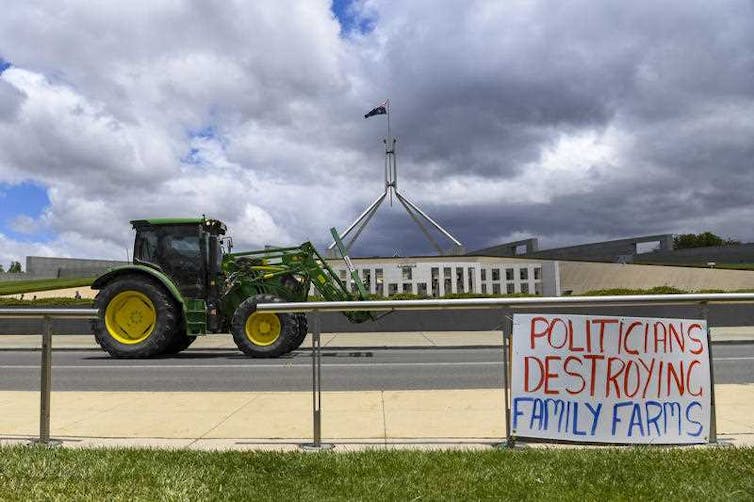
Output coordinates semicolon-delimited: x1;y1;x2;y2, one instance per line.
0;0;751;263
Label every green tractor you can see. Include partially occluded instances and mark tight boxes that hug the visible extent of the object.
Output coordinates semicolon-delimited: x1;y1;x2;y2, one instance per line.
90;217;371;358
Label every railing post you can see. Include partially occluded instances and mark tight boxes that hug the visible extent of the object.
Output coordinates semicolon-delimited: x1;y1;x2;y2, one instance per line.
301;310;333;451
500;309;515;448
699;301;717;444
32;316;60;447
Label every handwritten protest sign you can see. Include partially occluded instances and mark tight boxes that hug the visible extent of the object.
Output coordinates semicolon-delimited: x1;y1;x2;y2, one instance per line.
510;314;711;444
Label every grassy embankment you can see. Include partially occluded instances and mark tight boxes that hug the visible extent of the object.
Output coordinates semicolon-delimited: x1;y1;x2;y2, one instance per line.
0;277;95;307
0;277;94;295
0;446;751;501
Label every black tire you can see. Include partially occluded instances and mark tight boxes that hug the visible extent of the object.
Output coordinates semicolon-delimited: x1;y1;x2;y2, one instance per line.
285;313;308;352
161;331;197;355
231;295;298;358
91;275;180;358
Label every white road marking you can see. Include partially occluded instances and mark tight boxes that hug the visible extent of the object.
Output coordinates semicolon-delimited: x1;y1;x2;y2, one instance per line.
0;361;502;369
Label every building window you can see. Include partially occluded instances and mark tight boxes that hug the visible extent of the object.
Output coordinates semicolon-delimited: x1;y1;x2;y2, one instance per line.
481;269;487;281
521;283;529;294
444;267;452;278
402;266;412;280
534;267;541;280
417;282;428;296
402;282;413;293
444;278;452;294
376;268;384;296
362;269;371;289
507;283;515;294
520;268;529;280
482;284;487;294
456;267;464;293
535;282;542;295
468;267;474;291
492;283;501;294
506;268;514;281
492;268;500;281
388;283;398;295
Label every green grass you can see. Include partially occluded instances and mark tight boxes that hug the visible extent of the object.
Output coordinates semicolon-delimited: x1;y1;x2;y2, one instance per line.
0;297;93;307
0;277;95;296
0;446;751;501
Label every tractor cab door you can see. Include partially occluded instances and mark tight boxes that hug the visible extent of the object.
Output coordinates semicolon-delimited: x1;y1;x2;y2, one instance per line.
134;224;207;298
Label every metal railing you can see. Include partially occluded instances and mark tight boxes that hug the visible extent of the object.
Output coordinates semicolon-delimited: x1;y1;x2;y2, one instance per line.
0;308;98;445
257;292;754;448
2;292;754;448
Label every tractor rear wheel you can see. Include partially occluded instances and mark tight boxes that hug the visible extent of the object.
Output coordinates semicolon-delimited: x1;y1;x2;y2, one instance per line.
161;331;197;355
91;275;179;358
285;313;308;352
231;295;297;357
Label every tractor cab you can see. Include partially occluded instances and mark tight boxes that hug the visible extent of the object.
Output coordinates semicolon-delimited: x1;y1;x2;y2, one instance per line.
130;217;227;300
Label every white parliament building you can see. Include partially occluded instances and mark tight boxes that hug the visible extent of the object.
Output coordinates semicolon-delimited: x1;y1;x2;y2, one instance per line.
325;256;560;297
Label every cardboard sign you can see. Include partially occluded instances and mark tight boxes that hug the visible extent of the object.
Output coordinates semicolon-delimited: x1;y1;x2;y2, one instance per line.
510;314;711;444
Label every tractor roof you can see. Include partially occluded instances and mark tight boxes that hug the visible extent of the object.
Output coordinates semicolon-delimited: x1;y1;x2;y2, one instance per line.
130;217;227;235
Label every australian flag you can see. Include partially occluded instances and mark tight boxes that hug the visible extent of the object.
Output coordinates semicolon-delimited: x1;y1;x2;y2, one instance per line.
364;100;389;119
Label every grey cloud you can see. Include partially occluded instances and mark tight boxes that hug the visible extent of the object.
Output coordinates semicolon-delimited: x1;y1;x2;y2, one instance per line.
0;1;752;263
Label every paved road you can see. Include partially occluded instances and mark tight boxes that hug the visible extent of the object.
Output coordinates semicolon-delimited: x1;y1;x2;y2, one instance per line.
1;344;751;392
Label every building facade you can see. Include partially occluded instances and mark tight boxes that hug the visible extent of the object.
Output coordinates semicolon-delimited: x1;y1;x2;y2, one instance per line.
326;256;561;297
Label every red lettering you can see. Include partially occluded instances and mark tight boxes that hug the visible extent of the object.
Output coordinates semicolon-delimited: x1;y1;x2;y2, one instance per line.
668;322;685;352
591;319;618;353
524;356;544;392
585;320;592;352
605;356;625;398
563;356;585;395
653;322;668;353
686;360;704;397
622;321;642;356
582;354;604;396
666;360;685;396
637;356;655;398
530;317;550;349
623;360;641;398
548;319;568;350
687;323;705;355
567;320;584;352
543;356;561;395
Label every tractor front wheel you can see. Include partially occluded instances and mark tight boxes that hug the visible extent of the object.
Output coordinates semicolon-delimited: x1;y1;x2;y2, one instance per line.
231;295;297;357
92;275;179;358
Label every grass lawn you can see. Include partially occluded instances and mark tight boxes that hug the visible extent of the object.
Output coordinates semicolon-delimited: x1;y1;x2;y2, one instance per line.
0;277;94;296
0;446;751;501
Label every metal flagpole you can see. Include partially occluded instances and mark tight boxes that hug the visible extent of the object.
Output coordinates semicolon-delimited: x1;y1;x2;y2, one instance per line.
329;98;465;255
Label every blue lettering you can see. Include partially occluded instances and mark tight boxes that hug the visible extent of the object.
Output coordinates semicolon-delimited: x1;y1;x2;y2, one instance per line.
628;404;645;437
531;398;544;430
612;402;633;435
663;402;682;435
584;402;602;435
644;401;662;436
572;403;587;436
685;401;703;437
512;397;532;430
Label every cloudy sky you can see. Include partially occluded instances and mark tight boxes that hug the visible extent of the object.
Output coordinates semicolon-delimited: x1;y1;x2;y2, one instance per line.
0;0;752;264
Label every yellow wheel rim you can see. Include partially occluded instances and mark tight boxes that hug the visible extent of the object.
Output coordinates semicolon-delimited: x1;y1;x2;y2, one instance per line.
104;290;157;344
245;312;281;346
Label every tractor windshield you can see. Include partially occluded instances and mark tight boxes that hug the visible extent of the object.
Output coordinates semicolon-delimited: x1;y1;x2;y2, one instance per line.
134;224;206;297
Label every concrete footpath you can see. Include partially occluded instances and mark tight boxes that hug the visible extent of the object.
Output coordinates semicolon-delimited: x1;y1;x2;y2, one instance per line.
0;386;752;451
0;329;752;451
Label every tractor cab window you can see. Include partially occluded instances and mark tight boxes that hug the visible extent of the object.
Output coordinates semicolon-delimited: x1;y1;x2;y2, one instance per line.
134;224;206;297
